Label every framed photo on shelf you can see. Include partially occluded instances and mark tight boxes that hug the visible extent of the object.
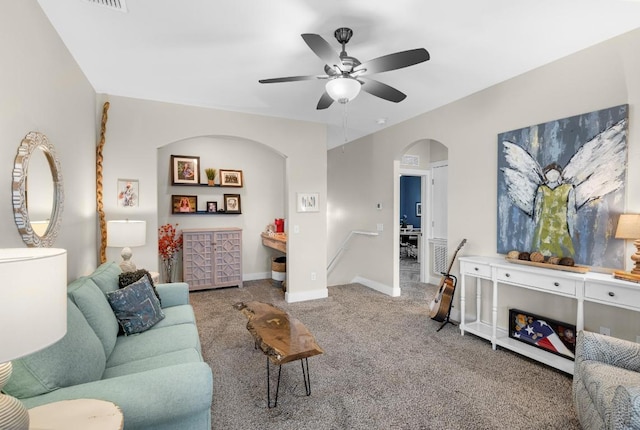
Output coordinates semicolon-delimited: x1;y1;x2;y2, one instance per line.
223;194;241;213
206;201;217;213
297;192;319;212
171;155;200;185
219;169;243;187
508;308;576;360
172;195;197;214
117;178;139;208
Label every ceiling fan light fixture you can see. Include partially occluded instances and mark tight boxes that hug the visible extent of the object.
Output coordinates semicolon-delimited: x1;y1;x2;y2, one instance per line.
326;77;361;104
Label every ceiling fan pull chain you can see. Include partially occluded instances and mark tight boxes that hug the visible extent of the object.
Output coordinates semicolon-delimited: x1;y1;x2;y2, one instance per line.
343;102;349;144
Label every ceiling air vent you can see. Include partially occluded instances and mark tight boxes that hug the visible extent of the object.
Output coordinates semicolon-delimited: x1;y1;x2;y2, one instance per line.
83;0;128;13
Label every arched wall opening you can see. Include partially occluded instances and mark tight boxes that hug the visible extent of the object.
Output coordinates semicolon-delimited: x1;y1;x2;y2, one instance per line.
395;138;449;292
157;135;287;283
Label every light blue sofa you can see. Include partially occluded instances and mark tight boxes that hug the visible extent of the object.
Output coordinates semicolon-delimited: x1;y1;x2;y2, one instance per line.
4;262;213;430
573;330;640;430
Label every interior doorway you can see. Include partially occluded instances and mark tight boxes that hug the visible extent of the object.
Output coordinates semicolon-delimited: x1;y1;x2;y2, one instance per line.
399;169;429;284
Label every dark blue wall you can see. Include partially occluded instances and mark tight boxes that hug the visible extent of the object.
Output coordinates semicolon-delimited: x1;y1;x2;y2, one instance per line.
400;176;421;228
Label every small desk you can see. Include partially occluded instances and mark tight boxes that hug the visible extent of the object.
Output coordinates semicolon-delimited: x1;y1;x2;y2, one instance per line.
400;229;421;260
29;399;123;430
234;301;323;407
261;232;287;254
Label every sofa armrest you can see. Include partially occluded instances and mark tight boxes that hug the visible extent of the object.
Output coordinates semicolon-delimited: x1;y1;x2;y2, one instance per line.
576;330;640;372
22;362;213;429
612;386;640;429
156;282;189;308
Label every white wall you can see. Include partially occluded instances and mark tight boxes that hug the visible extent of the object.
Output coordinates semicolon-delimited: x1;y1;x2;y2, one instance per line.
0;1;97;280
328;28;640;340
99;95;328;302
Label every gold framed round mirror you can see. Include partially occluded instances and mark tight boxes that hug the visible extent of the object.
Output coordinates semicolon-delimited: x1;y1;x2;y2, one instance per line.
12;131;64;247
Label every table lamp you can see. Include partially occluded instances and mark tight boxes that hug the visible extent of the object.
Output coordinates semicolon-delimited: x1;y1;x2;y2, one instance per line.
615;213;640;274
0;248;67;430
107;220;146;272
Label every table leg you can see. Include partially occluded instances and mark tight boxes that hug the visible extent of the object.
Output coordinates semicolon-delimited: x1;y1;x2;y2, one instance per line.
301;358;311;396
266;358;282;408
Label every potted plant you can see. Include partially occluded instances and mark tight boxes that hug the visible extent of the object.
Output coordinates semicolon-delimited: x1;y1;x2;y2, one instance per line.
205;168;216;186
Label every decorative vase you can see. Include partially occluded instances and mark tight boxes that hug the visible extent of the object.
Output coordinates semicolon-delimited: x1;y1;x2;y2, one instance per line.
208;179;215;186
161;255;178;283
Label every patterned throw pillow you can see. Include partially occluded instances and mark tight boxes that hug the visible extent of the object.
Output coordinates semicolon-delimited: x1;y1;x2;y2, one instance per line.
118;269;161;305
107;276;165;335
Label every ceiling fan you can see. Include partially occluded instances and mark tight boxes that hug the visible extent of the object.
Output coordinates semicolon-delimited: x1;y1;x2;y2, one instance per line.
259;27;430;110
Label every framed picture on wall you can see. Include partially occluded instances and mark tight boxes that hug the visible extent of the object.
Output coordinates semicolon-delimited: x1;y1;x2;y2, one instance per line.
416;202;422;217
206;201;217;213
171;155;200;185
223;194;241;213
219;169;243;187
172;195;197;214
117;179;139;207
297;192;319;212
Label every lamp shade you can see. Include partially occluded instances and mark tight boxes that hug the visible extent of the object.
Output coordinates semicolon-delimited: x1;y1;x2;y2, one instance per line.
615;214;640;239
0;248;67;362
325;76;361;103
107;220;146;247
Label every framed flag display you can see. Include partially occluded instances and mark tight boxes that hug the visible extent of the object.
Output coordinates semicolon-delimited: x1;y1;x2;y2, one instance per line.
508;309;576;360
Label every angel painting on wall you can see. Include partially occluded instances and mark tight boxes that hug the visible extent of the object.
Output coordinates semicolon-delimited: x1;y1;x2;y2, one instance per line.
497;105;628;268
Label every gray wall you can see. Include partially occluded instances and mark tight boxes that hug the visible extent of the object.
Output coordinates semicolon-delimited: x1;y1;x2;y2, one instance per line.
0;1;97;279
328;28;640;340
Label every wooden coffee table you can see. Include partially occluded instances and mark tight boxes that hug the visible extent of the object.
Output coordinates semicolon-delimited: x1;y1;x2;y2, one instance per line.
234;301;323;408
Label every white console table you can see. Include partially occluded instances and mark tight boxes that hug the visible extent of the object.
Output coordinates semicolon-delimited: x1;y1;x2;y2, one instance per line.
458;256;640;375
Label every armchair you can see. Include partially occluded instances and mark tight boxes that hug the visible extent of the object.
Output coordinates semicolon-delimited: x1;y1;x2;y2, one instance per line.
573;330;640;429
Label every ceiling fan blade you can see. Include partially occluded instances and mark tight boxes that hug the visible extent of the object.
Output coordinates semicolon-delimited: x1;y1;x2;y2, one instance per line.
316;91;334;110
353;48;430;75
359;78;406;103
259;75;328;84
302;33;343;69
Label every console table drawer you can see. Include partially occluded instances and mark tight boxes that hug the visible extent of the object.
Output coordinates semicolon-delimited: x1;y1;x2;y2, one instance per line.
584;282;640;307
496;268;577;296
460;261;491;278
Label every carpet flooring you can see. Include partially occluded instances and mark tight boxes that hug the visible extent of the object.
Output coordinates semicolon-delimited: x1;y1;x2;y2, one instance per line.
190;279;580;429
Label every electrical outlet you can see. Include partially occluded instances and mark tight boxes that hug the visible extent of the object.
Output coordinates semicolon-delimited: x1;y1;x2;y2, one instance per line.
599;326;611;336
377;223;384;231
636;335;640;344
311;272;317;281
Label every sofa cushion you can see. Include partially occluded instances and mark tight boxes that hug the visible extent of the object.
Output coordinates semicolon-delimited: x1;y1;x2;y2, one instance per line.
67;277;119;357
107;323;201;367
102;348;203;379
151;304;196;329
89;261;122;294
4;299;106;399
107;276;165;335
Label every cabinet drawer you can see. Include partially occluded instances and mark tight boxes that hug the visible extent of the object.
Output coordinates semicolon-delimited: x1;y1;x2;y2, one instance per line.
460;262;491;278
585;282;640;308
496;268;577;296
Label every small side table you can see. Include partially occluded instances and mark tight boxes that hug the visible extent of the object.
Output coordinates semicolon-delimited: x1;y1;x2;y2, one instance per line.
29;399;123;430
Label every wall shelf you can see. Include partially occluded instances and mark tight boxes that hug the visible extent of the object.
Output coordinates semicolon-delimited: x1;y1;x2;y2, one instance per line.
174;211;241;215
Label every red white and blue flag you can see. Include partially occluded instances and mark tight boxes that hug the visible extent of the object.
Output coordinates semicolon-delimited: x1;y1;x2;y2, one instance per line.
511;315;575;359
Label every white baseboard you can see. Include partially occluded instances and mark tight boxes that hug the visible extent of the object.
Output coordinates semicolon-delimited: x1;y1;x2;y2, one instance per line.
243;272;270;281
285;287;328;303
351;276;401;297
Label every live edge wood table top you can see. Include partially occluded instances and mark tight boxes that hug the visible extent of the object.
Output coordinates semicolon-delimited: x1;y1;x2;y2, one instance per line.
234;301;323;365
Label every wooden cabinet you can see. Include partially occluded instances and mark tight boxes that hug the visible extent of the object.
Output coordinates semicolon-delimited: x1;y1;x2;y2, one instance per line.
182;228;243;291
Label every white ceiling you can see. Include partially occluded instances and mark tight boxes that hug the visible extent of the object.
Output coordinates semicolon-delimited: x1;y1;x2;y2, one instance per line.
37;0;640;149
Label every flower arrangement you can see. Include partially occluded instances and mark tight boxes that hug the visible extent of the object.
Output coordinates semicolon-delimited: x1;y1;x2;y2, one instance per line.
158;223;183;282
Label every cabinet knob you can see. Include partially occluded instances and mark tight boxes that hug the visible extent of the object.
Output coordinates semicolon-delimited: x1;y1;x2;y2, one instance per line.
505;273;510;278
553;282;559;287
608;291;615;297
474;267;479;271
